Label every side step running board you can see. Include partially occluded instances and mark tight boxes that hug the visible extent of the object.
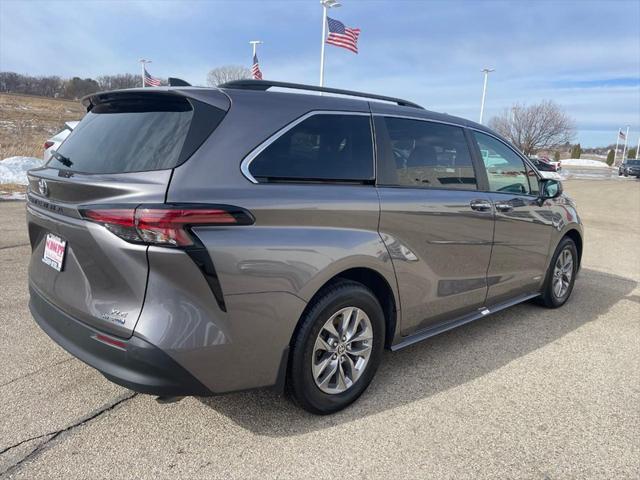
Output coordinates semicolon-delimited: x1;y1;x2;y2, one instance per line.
391;292;540;351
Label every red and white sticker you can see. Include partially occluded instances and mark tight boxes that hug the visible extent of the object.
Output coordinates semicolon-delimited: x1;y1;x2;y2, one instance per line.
42;233;66;271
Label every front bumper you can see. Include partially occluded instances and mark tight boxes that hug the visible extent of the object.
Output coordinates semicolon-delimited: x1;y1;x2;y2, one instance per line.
29;285;211;396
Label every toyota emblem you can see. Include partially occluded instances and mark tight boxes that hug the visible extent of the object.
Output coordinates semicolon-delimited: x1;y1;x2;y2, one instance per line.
38;178;49;197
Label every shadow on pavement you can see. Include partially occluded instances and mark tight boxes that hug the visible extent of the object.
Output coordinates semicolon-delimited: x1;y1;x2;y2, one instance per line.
199;268;637;436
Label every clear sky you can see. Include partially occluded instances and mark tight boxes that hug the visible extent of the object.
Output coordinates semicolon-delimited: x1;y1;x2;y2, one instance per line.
1;0;639;148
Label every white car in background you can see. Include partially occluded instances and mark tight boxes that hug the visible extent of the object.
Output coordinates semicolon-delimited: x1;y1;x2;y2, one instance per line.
538;156;562;171
43;121;79;161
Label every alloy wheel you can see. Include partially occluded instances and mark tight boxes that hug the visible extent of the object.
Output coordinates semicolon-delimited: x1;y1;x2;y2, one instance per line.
552;248;574;299
311;306;373;395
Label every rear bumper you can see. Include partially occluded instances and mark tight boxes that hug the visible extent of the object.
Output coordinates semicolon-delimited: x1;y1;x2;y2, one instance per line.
29;284;211;396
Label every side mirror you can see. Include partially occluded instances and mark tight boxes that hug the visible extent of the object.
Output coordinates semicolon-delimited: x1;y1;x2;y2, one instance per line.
540;178;563;199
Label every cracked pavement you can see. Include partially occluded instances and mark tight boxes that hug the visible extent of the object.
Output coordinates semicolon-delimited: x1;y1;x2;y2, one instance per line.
1;393;136;476
1;179;639;479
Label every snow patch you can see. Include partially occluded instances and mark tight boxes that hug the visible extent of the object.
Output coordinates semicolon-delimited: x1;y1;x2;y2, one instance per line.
0;156;44;185
562;158;610;167
0;191;26;201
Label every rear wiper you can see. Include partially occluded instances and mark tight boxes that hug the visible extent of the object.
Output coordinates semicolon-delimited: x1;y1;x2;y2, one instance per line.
51;150;73;167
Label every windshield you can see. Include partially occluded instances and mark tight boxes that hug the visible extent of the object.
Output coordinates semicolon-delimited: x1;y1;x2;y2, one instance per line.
48;95;194;174
626;160;640;166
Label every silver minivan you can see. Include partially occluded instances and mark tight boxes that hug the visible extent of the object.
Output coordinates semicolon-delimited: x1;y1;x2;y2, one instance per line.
27;80;583;414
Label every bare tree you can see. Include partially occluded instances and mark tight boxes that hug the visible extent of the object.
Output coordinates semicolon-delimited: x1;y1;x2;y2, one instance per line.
206;66;251;86
97;73;141;91
488;100;575;156
0;72;64;97
38;76;63;97
63;77;100;99
1;71;168;97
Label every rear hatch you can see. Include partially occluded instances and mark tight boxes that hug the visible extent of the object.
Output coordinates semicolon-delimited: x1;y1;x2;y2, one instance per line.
27;90;229;337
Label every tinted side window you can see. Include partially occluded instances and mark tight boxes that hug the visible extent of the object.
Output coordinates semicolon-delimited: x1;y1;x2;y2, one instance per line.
379;117;476;190
473;131;530;194
249;114;373;182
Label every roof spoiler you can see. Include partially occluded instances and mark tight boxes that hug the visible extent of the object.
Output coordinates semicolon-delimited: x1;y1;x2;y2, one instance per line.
219;79;424;109
81;90;187;111
169;77;191;87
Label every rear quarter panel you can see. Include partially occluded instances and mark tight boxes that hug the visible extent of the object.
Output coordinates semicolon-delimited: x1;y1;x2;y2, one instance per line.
190;184;398;305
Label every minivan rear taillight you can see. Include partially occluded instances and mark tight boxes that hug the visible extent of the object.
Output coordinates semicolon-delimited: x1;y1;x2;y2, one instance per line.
80;205;253;247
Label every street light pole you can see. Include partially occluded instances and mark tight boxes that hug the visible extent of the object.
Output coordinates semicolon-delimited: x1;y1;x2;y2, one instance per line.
139;59;151;88
479;68;494;124
319;0;341;87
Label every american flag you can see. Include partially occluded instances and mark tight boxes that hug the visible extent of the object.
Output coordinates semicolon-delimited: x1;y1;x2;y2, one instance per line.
252;53;263;80
619;129;626;140
326;17;360;54
144;67;161;87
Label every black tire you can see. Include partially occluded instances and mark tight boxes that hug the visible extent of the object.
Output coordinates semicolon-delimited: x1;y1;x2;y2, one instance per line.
287;280;385;414
537;237;578;308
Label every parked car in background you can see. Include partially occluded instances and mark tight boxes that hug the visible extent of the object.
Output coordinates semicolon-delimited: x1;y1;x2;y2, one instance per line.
529;158;561;180
620;159;640;178
538;156;561;171
26;80;583;414
619;161;626;176
43;121;79;161
529;157;557;172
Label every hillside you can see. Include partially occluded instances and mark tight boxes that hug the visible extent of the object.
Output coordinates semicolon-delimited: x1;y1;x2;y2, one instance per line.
0;93;85;159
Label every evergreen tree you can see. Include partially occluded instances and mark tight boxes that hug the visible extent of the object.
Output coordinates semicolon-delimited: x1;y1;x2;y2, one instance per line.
553;151;560;162
571;143;582;159
606;149;615;165
628;147;637;159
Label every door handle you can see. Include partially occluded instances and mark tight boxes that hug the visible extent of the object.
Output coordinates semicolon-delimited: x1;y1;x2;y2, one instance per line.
494;202;513;212
470;199;492;212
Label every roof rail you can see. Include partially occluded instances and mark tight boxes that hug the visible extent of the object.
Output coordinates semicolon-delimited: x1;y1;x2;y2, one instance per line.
218;79;424;109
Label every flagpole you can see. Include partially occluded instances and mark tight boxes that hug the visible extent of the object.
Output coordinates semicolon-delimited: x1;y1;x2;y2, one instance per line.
636;136;639;160
621;125;630;162
139;59;151;88
249;40;262;58
250;40;263;80
319;4;328;87
614;130;620;165
319;0;341;88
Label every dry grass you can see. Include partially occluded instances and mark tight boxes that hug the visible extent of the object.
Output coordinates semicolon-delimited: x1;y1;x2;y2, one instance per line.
0;93;85;159
0;183;26;194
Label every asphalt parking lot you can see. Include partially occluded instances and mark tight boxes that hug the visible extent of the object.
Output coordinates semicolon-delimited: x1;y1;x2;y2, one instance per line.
1;178;638;479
